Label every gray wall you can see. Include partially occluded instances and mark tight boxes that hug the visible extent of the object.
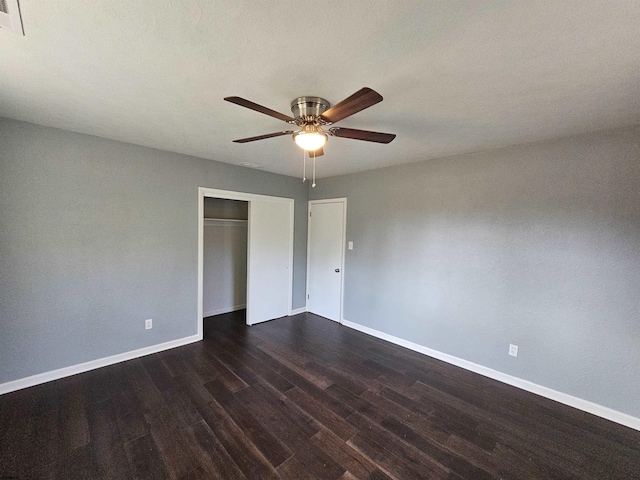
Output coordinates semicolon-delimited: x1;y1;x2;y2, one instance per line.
0;117;308;384
310;126;640;418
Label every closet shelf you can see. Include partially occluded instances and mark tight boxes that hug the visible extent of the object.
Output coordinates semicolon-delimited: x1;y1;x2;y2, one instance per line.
204;217;248;225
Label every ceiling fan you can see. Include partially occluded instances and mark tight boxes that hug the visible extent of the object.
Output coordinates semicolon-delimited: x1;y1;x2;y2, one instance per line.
224;87;396;158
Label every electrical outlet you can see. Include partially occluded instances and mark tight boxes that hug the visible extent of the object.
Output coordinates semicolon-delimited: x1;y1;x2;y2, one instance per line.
145;319;152;330
509;344;518;357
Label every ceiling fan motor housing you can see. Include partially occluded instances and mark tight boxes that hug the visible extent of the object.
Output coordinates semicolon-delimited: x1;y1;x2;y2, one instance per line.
290;97;330;123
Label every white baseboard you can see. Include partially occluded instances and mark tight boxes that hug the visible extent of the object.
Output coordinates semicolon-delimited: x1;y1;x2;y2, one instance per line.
203;304;246;318
0;334;201;396
290;306;307;315
341;319;640;432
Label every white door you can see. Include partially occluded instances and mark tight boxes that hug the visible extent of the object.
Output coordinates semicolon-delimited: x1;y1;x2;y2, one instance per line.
246;200;293;325
307;200;346;322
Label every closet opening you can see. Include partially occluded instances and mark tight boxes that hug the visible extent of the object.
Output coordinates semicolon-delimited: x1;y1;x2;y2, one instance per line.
203;197;248;325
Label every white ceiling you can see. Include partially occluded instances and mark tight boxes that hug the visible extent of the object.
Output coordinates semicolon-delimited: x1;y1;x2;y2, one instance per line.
1;1;639;178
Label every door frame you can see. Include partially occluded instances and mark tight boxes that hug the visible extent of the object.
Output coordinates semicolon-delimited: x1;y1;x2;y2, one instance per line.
198;187;294;337
306;198;347;324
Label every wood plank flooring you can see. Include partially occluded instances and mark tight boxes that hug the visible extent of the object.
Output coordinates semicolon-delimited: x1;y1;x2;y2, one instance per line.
1;310;639;479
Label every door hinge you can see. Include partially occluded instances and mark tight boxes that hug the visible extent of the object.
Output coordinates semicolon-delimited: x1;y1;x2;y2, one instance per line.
307;294;309;299
309;211;312;217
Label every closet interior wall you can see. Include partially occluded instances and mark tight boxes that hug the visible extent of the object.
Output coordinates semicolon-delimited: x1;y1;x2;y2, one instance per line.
203;198;248;317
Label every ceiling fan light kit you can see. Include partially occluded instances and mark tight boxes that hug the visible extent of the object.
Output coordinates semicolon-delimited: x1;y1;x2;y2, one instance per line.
224;87;396;185
293;124;328;151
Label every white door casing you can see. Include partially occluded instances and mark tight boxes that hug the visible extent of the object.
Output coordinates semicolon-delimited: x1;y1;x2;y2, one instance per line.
307;199;346;322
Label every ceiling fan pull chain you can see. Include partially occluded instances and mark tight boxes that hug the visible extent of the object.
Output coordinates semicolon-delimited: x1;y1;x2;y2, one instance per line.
312;150;316;188
303;149;307;182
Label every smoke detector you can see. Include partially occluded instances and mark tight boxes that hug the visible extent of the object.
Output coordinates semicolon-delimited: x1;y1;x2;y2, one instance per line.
0;0;24;35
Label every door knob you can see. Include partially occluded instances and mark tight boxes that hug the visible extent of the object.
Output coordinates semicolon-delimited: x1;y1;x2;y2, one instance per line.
335;268;340;273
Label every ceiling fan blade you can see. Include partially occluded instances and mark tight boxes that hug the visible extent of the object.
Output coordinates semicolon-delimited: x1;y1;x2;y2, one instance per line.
320;87;383;124
224;96;295;122
330;127;396;144
233;131;295;143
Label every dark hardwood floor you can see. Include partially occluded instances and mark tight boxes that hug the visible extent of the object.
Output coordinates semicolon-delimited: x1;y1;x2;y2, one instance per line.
1;311;639;479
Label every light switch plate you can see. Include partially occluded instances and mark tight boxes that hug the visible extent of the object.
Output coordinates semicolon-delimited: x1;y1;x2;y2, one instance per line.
348;241;353;250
